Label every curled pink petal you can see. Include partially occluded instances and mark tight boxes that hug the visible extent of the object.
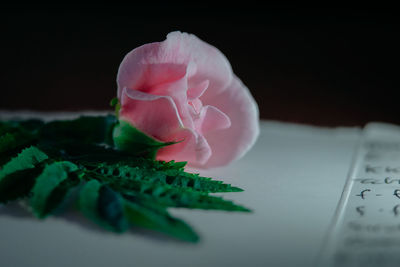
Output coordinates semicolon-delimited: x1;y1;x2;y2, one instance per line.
147;70;194;129
118;61;187;98
197;76;259;168
187;80;209;100
188;99;203;114
157;128;212;165
120;88;183;140
196;105;231;135
117;32;233;98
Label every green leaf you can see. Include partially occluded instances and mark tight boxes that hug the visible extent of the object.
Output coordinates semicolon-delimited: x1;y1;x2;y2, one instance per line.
0;146;48;178
123;188;250;212
98;185;129;232
123;199;199;242
109;97;121;118
155;160;187;171
0;131;36;155
78;180;129;233
0;133;17;154
112;120;176;159
82;161;243;193
64;148;187;171
163;169;243;193
0;122;12;136
0;166;44;203
0;146;48;203
0;122;41;165
40;115;117;146
80;161;249;212
77;180;199;241
0;119;44;133
83;170;249;212
0;116;251;243
110;97;119;107
0;119;44;138
30;161;80;218
78;180;102;225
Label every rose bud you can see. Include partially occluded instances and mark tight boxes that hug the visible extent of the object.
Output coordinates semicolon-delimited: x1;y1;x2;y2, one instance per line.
113;31;259;168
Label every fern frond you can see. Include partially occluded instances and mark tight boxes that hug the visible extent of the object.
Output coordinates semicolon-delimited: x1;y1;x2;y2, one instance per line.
0;146;48;179
80;161;242;193
83;169;249;212
0;146;48;203
30;161;80;218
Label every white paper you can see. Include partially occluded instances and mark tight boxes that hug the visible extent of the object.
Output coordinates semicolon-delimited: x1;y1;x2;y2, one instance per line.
318;123;400;267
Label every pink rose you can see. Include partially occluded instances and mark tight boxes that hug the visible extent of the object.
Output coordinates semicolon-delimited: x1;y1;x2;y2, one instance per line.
116;31;259;168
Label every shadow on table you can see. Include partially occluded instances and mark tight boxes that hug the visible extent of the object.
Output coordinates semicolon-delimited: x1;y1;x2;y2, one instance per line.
0;202;199;245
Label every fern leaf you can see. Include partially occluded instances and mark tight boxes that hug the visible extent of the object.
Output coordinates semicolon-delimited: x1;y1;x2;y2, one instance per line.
78;180;129;233
123;188;250;212
0;167;44;203
163;169;244;193
77;179;199;241
30;161;80;218
0;133;17;154
123;199;199;242
0;120;43;163
0;146;48;179
40;115;116;145
98;185;130;232
0;146;48;203
81;161;242;193
85;172;250;212
0;119;44;134
0;115;250;242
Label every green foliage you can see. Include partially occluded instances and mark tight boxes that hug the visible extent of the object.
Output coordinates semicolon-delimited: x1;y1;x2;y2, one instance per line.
0;115;249;242
0;120;42;136
109;97;121;118
123;199;199;242
78;180;129;232
80;161;243;193
0;120;42;165
113;120;176;159
40;115;116;146
83;167;248;212
0;146;48;203
0;167;44;203
0;133;16;153
0;146;48;178
30;162;80;218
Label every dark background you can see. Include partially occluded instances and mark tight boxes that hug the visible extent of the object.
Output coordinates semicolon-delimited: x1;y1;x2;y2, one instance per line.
1;5;399;126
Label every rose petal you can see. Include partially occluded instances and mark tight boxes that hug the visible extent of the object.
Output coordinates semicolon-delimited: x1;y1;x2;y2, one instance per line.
165;32;233;94
157;128;212;165
195;105;231;135
117;31;233;98
187;80;209;100
148;72;194;129
194;134;212;164
119;88;184;140
118;52;195;129
117;60;187;98
198;76;260;168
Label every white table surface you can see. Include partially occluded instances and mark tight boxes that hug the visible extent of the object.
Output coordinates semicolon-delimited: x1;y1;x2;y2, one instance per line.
0;112;362;267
